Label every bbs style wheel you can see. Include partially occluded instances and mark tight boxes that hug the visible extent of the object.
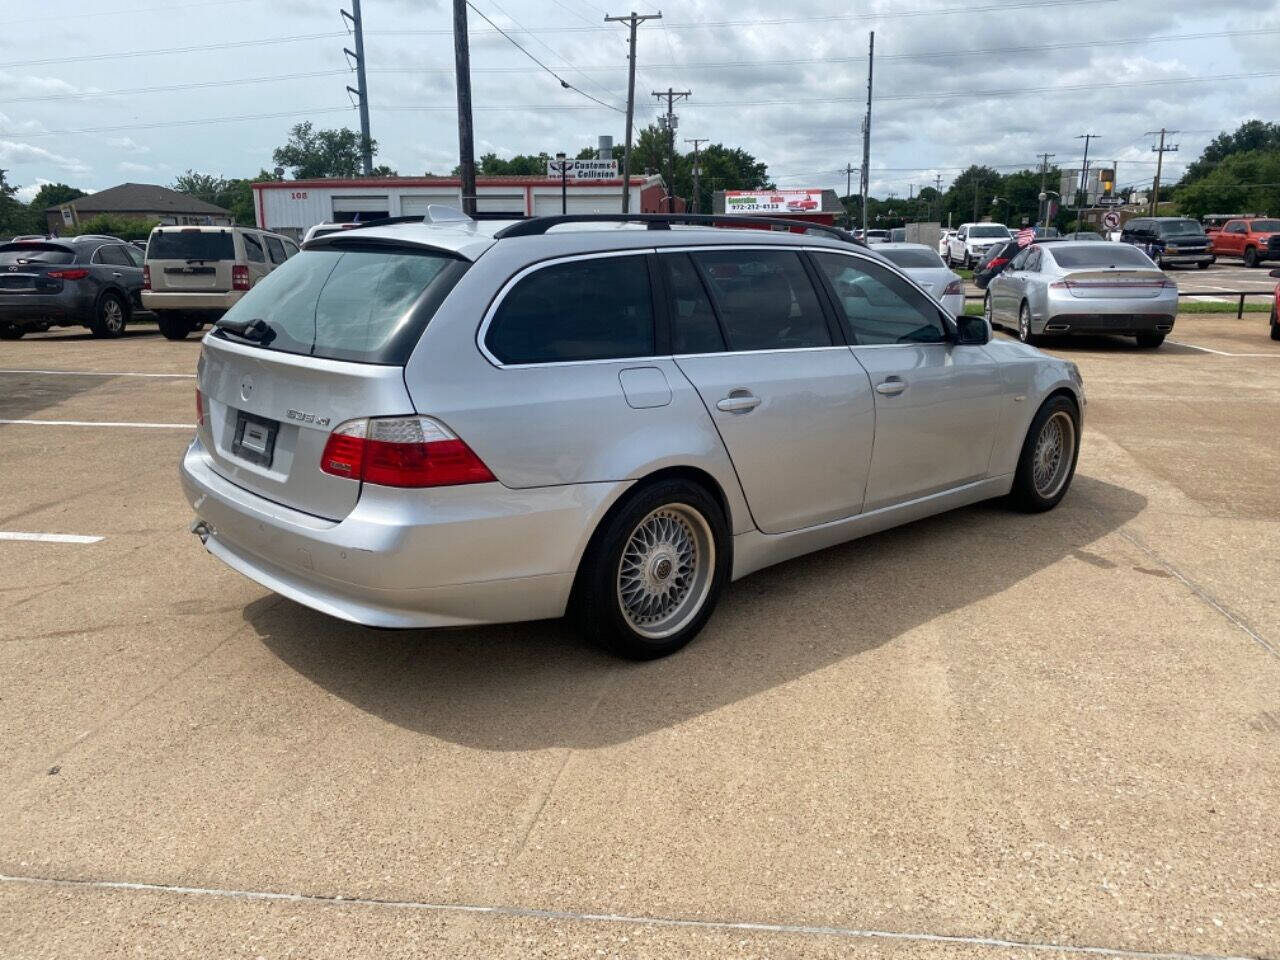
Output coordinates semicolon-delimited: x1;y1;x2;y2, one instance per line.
1010;395;1081;513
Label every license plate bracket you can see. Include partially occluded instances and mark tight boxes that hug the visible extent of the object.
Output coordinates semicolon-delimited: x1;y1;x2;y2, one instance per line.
232;411;278;468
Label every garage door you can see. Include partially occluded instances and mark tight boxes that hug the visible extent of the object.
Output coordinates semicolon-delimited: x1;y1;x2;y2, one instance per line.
400;194;460;216
532;194;619;215
402;193;523;216
331;195;389;222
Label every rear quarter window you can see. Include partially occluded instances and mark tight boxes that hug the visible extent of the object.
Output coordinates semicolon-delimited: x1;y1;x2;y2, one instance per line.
147;231;235;261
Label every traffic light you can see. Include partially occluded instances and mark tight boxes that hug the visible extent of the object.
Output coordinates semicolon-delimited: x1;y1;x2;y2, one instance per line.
1098;168;1115;198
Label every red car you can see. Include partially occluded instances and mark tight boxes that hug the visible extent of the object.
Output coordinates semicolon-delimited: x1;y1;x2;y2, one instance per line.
786;198;819;212
1211;217;1280;268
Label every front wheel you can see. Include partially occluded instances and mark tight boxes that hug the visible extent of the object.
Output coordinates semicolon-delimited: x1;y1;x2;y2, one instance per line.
157;314;192;340
574;479;729;660
1270;309;1279;341
90;292;127;338
1244;247;1259;268
1010;396;1081;513
1196;260;1210;270
0;323;24;340
1136;332;1165;348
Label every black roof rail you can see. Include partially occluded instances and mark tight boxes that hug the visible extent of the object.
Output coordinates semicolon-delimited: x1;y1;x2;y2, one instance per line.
492;212;864;245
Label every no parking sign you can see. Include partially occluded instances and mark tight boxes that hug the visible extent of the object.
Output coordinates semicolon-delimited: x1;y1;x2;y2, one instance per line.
1103;211;1121;231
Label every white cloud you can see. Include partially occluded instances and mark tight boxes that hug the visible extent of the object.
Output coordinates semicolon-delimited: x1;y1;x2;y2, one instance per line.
14;177;55;203
107;136;150;155
117;160;155;174
0;140;88;175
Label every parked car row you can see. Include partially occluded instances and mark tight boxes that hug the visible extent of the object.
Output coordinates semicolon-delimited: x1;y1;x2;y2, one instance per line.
0;225;297;340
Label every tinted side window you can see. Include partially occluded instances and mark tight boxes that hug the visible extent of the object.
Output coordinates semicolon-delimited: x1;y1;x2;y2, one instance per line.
264;236;287;264
283;240;300;259
243;232;266;263
123;245;144;267
812;252;946;346
1025;247;1043;272
95;244;131;266
1008;246;1033;270
691;249;830;351
661;253;724;353
486;255;655;364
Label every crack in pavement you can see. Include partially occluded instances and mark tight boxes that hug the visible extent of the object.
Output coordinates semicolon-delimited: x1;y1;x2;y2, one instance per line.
0;872;1264;960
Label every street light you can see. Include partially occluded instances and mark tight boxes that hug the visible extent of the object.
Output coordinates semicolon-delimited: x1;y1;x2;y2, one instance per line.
1038;190;1061;234
554;151;570;215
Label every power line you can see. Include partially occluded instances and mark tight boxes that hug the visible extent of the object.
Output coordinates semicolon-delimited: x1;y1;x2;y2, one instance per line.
0;70;347;105
0;0;253;25
0;106;352;139
464;1;623;112
0;32;344;69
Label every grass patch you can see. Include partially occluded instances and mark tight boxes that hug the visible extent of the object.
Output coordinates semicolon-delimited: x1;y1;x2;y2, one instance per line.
1177;300;1272;315
954;268;974;280
963;301;984;316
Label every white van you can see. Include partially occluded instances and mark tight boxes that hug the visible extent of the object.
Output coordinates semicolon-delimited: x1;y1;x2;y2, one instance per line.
142;226;299;339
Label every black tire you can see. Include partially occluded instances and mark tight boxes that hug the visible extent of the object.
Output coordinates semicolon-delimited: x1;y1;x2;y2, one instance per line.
1010;395;1081;513
0;323;24;340
573;478;730;660
1196;260;1210;270
1244;247;1259;268
157;314;192;340
1135;332;1165;348
1270;309;1279;341
90;291;128;339
1017;301;1037;345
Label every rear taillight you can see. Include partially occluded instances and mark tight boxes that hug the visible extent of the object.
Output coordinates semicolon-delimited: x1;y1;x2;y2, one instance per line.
989;257;1009;271
143;264;151;290
47;268;89;280
232;264;250;291
943;279;963;296
319;416;495;488
195;388;205;426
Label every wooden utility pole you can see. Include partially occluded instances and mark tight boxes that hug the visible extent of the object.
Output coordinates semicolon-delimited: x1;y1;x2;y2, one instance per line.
842;162;857;226
605;11;662;213
859;31;874;237
685;138;707;213
1146;128;1178;215
1036;151;1055;227
1074;132;1099;229
452;0;476;214
341;0;373;175
652;87;691;211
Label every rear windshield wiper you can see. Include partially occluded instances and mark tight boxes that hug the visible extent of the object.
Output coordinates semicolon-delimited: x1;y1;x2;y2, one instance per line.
215;317;276;345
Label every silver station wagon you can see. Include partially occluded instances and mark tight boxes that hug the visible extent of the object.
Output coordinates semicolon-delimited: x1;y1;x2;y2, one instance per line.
182;211;1085;659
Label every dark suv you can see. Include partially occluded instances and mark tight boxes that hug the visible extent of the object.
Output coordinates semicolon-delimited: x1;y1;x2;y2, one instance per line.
0;235;149;340
1119;217;1213;269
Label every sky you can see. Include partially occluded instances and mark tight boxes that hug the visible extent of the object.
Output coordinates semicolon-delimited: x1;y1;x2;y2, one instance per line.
1;0;1278;205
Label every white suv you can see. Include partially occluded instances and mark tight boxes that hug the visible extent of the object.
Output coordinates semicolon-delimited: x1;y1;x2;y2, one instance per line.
946;223;1013;269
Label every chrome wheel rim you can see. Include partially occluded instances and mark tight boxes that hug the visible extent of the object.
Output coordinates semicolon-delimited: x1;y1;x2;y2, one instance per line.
1033;411;1075;499
616;503;714;640
984;293;993;325
1019;305;1030;341
103;298;124;331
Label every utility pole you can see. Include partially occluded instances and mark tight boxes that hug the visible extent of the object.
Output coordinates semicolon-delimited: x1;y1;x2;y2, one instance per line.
972;179;979;221
933;173;942;222
1074;133;1099;231
685;138;707;213
1036;151;1055;227
340;0;373;175
1146;128;1179;215
551;152;572;214
452;0;476;214
606;11;662;213
652;87;691;212
842;163;858;227
859;30;874;237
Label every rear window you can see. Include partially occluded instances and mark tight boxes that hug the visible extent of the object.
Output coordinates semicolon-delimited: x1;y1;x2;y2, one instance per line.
1047;246;1155;269
1249;219;1280;232
969;225;1011;238
1157;220;1205;238
0;243;75;265
148;231;234;261
878;247;946;269
215;245;467;364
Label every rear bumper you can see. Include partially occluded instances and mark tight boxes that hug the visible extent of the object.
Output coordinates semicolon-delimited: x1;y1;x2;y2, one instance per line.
143;290;242;313
0;290;90;324
1043;290;1179;335
180;438;623;628
1159;252;1213;265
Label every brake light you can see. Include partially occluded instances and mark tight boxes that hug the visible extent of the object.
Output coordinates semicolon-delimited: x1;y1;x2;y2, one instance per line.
47;268;89;280
943;279;963;296
988;257;1009;271
320;416;495;488
195;388;205;426
143;264;151;290
232;264;250;291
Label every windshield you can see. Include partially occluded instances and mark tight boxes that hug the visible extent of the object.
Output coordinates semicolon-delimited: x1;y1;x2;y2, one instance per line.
1157;220;1205;238
215;244;466;364
970;225;1011;239
879;248;946;268
1248;219;1280;232
0;243;75;265
147;230;234;261
1048;245;1156;269
865;230;889;239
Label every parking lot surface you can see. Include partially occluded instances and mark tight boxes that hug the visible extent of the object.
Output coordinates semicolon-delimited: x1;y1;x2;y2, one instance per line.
2;315;1278;959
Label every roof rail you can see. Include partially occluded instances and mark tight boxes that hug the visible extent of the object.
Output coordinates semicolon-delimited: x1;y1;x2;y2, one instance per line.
492;212;863;245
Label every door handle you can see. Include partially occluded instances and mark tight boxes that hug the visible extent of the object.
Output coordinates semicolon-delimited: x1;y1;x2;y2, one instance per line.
875;377;907;396
111;271;122;277
717;393;761;413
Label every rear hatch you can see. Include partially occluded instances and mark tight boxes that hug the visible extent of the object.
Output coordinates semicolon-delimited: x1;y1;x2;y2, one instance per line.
0;242;77;295
195;239;470;521
1059;270;1171;299
147;228;236;292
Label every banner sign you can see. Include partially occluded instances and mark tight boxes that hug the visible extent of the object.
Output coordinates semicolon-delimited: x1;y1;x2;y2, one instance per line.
546;159;619;180
724;189;823;214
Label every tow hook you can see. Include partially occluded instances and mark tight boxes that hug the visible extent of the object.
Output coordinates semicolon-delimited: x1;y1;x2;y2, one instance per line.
191;520;212;544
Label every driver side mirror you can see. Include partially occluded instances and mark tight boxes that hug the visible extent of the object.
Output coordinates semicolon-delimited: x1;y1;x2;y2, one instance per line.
954;313;990;345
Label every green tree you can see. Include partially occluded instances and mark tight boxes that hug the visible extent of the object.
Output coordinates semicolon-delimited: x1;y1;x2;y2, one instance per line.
0;168;26;236
272;122;378;179
941;165;1002;225
67;214;160;241
1182;120;1280;184
28;182;86;213
1176;149;1280;219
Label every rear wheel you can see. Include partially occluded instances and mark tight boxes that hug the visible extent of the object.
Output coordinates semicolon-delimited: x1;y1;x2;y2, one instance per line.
157;314;192;340
1244;246;1259;268
0;323;24;340
1136;332;1165;348
574;479;729;660
1270;308;1279;341
1018;301;1036;345
984;292;995;330
1010;396;1080;512
90;292;127;338
1196;260;1210;270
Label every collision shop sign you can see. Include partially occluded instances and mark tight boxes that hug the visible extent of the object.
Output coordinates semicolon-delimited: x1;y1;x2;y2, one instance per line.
545;159;619;180
724;190;823;214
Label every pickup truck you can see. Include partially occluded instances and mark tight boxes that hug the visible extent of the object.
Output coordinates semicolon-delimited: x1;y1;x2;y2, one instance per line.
1211;218;1280;268
946;222;1013;269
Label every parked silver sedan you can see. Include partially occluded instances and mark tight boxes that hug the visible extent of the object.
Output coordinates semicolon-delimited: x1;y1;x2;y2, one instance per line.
874;243;965;316
985;241;1177;348
182;211;1085;659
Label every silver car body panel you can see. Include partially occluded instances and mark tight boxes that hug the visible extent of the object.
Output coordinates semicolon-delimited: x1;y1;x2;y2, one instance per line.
184;220;1084;629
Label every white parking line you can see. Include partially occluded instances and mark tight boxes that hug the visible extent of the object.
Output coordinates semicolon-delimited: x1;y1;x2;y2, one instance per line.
0;532;103;544
0;368;194;379
0;419;192;429
1167;341;1280;358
